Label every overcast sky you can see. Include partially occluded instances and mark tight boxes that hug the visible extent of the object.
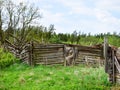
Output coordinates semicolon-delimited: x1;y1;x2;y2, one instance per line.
12;0;120;34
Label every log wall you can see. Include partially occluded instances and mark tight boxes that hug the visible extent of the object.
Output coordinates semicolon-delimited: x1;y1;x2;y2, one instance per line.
32;44;64;65
5;40;103;66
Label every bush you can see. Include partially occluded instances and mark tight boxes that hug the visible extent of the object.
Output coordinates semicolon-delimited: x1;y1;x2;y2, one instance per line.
0;48;18;69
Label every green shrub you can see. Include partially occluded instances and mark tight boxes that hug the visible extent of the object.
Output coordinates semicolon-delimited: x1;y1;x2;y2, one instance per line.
0;48;18;69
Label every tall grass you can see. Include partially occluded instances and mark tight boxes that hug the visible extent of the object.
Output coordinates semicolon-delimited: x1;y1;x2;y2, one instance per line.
0;63;111;90
0;48;18;69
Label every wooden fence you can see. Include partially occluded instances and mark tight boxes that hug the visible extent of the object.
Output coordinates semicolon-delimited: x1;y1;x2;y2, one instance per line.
32;44;64;65
5;39;120;84
5;40;103;66
104;37;120;84
64;44;103;66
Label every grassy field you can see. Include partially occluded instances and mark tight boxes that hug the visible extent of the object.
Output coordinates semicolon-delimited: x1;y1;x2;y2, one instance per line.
0;63;116;90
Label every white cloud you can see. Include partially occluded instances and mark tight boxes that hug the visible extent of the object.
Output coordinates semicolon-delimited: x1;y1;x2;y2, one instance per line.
41;9;65;25
12;0;120;34
56;0;120;34
95;0;120;11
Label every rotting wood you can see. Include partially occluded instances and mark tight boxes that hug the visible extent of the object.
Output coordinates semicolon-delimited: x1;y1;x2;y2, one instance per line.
114;56;120;73
33;52;63;55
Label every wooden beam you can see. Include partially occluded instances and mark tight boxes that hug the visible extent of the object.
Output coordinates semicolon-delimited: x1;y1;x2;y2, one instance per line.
104;37;109;73
114;56;120;73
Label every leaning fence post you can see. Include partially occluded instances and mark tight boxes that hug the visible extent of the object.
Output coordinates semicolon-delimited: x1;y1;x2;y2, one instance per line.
112;50;115;83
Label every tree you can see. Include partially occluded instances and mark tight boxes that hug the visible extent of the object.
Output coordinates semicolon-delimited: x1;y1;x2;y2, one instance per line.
3;0;41;41
0;0;4;43
4;0;15;39
0;0;41;54
70;30;77;44
15;2;41;47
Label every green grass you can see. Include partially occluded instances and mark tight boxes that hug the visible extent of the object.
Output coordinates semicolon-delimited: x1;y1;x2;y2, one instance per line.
0;48;18;69
0;63;112;90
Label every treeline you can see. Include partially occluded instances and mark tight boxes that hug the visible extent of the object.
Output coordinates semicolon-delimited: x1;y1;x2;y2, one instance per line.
16;26;120;47
0;0;120;47
2;24;120;47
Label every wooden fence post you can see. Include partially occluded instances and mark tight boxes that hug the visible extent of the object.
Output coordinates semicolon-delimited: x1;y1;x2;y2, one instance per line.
72;46;75;66
104;37;116;83
28;41;34;66
104;37;108;73
64;45;67;66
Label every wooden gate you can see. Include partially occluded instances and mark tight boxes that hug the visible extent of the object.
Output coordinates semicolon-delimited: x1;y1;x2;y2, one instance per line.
104;37;120;83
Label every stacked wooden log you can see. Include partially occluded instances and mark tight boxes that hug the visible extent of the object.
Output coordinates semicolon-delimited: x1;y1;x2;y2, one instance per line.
4;40;104;66
32;44;64;65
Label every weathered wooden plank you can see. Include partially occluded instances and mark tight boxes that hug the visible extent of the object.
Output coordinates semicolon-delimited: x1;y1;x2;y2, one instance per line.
36;62;63;65
34;55;64;59
33;47;63;50
33;51;63;55
35;61;64;64
34;57;64;61
78;53;102;57
34;45;64;49
65;44;102;49
35;60;64;63
39;59;63;61
33;53;63;57
34;44;64;46
78;48;102;51
34;55;63;59
112;50;115;83
78;49;102;53
114;56;120;73
34;58;64;62
116;74;120;84
78;46;102;50
33;48;63;51
34;52;63;55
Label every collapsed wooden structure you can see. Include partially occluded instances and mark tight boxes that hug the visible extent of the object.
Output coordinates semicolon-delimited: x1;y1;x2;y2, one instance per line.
5;40;103;66
4;38;120;84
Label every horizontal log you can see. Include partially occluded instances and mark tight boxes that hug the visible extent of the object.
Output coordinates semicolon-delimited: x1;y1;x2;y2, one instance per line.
33;50;63;54
77;45;102;49
34;55;64;60
35;61;64;64
34;56;64;60
78;52;102;57
34;58;64;62
34;53;63;57
78;50;102;54
33;43;64;46
115;74;120;84
34;58;64;61
77;56;97;59
36;62;64;65
34;52;63;56
33;47;63;51
33;45;64;49
35;59;64;61
78;48;102;51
